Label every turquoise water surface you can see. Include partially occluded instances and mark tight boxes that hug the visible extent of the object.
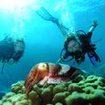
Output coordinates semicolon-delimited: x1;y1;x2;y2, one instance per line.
0;0;105;94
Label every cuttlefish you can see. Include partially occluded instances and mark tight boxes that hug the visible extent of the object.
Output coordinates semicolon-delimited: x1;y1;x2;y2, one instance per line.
25;63;86;94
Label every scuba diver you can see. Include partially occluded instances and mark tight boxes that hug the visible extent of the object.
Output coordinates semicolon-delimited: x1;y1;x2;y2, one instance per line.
36;7;101;65
60;21;101;65
0;35;25;73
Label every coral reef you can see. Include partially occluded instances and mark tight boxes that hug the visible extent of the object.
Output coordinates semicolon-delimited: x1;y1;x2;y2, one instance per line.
0;75;105;105
0;81;31;105
0;92;5;100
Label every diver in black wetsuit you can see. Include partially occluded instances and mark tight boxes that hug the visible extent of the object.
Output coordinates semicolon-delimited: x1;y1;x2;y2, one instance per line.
36;7;101;65
0;36;25;63
0;36;14;62
62;21;101;65
0;35;25;73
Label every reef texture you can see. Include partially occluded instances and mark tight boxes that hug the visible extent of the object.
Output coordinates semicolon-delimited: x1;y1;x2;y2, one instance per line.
0;75;105;105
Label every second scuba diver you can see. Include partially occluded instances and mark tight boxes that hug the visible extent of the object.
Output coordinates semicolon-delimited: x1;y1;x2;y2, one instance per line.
0;35;25;73
36;7;101;65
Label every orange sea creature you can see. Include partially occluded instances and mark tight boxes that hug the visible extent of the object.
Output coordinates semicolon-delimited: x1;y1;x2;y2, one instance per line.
24;62;85;94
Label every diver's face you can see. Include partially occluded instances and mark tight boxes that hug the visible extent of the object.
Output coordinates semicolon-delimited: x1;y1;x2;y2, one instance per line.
14;41;24;52
67;40;82;53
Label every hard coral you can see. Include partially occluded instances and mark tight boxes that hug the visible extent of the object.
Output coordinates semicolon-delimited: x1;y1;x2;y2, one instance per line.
1;62;105;105
0;75;105;105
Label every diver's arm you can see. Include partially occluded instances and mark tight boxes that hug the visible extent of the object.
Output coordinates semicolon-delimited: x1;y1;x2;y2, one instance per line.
46;16;69;36
88;20;98;33
55;20;69;36
56;55;65;63
58;24;69;36
57;51;73;63
87;20;98;40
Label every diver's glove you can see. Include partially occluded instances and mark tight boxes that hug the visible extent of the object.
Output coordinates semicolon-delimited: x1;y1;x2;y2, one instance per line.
92;20;98;28
89;20;98;32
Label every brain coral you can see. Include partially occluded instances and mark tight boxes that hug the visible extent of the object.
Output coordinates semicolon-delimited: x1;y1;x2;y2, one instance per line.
0;75;105;105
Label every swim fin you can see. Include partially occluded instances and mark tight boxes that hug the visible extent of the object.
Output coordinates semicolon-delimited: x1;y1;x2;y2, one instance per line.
36;7;69;36
36;7;58;23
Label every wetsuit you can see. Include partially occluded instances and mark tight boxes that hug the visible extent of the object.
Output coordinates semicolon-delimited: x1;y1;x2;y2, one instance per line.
62;32;100;64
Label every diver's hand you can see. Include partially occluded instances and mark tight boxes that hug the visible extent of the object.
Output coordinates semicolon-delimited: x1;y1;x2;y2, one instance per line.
89;20;98;32
92;20;98;28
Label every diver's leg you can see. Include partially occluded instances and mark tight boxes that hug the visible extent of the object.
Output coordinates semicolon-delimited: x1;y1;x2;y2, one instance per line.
36;7;69;36
92;51;101;62
87;50;101;65
87;53;95;65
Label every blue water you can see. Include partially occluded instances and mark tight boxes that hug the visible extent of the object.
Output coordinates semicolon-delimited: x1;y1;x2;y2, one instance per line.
0;0;105;93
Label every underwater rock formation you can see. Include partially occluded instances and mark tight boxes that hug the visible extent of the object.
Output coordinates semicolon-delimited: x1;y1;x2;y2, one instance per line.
0;75;105;105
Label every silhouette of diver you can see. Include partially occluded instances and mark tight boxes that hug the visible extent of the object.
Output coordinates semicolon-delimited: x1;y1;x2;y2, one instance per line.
0;35;25;73
36;7;101;65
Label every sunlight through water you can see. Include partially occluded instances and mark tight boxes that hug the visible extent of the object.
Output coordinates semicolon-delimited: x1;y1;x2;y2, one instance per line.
0;0;36;11
0;0;42;39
